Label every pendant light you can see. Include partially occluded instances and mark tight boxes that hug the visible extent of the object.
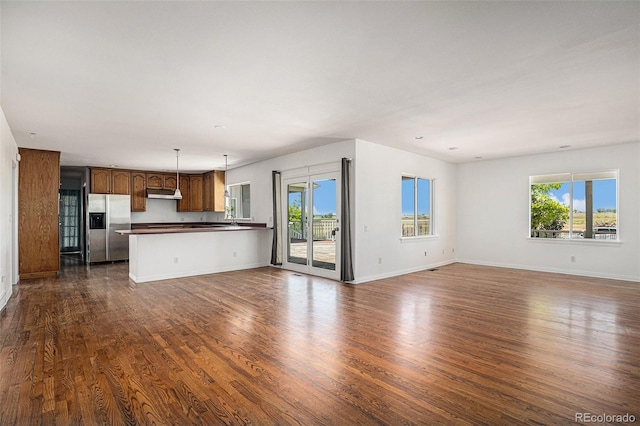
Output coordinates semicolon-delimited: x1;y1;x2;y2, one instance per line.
173;148;183;200
224;154;229;199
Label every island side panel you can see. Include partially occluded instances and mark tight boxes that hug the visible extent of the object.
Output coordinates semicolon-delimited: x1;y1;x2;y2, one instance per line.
129;234;139;282
129;230;272;283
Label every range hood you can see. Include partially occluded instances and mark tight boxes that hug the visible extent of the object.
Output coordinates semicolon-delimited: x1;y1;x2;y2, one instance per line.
146;188;182;200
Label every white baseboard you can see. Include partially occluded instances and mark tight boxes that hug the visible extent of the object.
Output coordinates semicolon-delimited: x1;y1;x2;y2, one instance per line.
456;258;640;283
0;288;8;312
352;260;456;285
130;261;271;284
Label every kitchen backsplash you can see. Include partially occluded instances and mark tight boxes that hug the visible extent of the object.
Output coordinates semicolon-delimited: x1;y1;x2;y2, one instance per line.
131;198;224;223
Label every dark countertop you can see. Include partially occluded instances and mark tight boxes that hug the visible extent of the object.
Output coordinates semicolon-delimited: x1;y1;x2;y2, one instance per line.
118;222;269;235
131;221;267;229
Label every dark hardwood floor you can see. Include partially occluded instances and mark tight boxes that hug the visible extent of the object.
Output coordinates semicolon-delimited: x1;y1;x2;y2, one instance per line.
1;262;638;425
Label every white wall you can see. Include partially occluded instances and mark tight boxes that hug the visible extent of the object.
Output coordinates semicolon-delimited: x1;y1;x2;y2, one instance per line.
456;142;640;282
227;139;356;227
353;140;458;283
229;139;459;284
0;106;20;311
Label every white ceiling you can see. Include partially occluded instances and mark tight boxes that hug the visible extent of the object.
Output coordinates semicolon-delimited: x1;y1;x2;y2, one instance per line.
2;1;638;172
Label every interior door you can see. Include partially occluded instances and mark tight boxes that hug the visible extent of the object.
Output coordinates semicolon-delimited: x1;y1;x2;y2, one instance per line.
59;189;81;253
283;172;340;280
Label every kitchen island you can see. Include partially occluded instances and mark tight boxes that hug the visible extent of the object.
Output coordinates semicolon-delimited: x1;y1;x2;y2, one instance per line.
117;223;272;283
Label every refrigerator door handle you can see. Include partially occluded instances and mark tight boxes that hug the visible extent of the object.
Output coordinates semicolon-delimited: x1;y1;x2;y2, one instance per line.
105;196;110;261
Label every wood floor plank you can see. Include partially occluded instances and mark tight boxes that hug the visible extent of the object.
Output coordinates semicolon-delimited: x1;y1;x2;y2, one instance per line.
1;261;638;424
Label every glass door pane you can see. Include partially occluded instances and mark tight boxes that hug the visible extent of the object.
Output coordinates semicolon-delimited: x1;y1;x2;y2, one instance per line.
287;181;308;265
60;189;81;252
311;178;337;271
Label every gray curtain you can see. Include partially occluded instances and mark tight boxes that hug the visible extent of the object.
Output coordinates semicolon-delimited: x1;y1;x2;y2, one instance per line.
271;171;282;265
341;158;354;281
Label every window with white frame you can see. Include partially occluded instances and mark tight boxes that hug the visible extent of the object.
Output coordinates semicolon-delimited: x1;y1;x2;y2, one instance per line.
530;171;618;240
227;182;251;219
401;176;433;237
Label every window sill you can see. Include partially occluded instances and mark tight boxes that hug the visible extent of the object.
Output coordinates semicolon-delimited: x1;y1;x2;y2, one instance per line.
400;235;439;243
526;237;622;246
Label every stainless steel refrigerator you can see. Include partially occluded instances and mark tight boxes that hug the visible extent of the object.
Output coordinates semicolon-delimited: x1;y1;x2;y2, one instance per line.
87;194;131;263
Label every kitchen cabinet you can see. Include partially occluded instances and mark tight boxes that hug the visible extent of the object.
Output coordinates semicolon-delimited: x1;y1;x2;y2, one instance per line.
203;170;225;212
189;175;203;212
91;168;111;194
90;167;221;213
213;171;225;212
112;170;131;194
146;172;177;190
145;173;164;189
91;168;130;195
176;175;191;212
131;171;146;212
164;174;177;190
202;172;212;211
18;148;60;279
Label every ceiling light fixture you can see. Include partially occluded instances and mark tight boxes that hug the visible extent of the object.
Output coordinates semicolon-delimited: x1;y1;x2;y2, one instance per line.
173;149;183;200
559;145;571;149
414;136;423;140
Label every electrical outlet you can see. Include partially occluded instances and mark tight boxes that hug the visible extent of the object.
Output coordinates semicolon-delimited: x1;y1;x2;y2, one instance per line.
452;248;456;253
180;217;185;222
571;256;576;262
233;251;237;257
378;257;382;264
364;225;368;232
174;257;179;263
424;251;427;256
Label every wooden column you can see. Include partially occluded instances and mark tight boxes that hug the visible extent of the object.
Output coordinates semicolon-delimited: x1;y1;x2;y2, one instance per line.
18;148;60;279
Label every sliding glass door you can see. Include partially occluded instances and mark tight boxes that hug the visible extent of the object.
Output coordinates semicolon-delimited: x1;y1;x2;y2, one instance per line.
283;172;340;280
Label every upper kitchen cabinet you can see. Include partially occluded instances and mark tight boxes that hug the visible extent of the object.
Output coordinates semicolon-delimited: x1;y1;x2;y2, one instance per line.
176;175;191;212
90;168;130;195
189;175;203;212
131;171;146;212
90;168;111;194
112;170;131;194
145;172;164;189
146;172;177;190
213;171;225;212
203;170;225;212
164;174;177;190
19;148;60;279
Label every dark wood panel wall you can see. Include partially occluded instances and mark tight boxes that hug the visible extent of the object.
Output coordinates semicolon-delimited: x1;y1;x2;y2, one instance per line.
18;148;60;279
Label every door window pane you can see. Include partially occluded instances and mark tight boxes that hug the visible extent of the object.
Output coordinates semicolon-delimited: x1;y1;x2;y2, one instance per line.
312;179;336;270
287;182;308;265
